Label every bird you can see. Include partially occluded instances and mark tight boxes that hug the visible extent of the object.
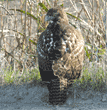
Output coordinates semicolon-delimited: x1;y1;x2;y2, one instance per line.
37;6;84;105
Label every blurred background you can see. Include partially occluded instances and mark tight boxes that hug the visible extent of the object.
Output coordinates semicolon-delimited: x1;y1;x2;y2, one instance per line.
0;0;107;91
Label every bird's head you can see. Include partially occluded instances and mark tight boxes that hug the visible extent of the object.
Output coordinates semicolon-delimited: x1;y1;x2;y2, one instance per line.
45;7;68;23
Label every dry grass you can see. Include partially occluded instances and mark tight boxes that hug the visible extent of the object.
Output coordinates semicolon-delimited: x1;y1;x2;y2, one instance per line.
0;0;107;90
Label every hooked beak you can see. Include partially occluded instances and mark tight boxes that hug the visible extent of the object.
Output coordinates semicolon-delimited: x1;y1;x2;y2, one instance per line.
45;15;49;21
45;15;54;22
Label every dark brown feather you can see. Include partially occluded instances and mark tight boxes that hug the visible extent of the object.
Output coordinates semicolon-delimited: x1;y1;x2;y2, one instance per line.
37;7;84;105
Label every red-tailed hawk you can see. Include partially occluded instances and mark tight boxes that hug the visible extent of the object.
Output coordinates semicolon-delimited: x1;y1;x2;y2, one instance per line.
37;7;84;105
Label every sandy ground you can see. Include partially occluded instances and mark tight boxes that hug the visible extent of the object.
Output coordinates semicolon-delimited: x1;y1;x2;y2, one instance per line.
0;80;107;110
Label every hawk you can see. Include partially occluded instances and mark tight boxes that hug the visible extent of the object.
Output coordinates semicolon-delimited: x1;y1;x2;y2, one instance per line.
37;7;84;105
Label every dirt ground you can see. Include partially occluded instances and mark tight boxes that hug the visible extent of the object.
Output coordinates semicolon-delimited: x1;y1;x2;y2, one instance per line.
0;81;107;110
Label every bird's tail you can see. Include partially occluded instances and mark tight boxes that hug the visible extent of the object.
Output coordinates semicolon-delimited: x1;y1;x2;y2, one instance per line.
47;78;67;105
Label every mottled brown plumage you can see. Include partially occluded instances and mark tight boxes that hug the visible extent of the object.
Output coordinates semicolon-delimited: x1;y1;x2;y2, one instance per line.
37;7;84;105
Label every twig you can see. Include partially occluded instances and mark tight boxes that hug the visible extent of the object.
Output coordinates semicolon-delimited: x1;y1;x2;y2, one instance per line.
0;4;13;17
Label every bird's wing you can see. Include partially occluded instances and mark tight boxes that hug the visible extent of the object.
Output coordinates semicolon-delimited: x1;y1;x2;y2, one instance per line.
52;26;84;83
